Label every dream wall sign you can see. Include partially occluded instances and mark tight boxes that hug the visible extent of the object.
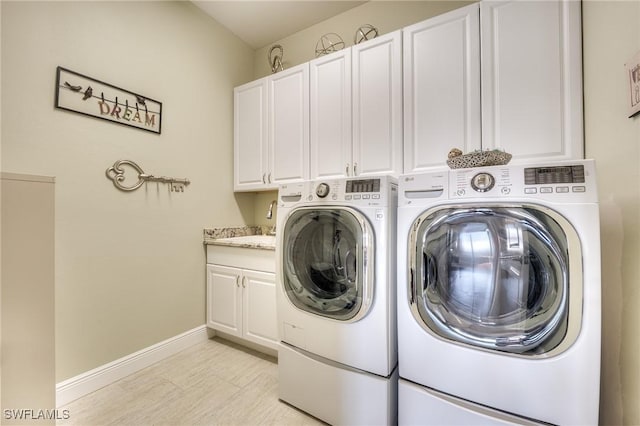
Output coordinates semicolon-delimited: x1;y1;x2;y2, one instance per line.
55;66;162;134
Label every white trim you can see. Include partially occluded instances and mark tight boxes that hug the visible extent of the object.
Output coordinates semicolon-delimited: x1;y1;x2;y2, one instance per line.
56;325;209;407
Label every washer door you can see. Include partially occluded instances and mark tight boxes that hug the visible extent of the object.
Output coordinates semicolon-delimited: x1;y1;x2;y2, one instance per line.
409;205;582;356
282;207;374;322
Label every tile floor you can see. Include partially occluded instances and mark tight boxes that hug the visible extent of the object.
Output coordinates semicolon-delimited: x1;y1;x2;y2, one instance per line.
58;337;325;425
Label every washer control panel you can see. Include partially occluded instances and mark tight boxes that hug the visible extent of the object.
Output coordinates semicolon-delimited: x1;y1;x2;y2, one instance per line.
345;179;381;194
302;177;396;206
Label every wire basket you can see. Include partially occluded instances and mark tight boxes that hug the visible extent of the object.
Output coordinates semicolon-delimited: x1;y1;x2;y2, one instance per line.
447;150;512;169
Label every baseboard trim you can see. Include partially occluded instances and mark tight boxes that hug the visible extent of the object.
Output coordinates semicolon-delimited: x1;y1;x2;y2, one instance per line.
56;325;209;407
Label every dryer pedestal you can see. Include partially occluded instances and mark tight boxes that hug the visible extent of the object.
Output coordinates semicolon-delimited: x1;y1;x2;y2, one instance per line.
399;379;542;426
279;343;398;425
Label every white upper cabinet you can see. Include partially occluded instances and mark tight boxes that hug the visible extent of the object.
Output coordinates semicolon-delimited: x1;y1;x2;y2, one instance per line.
403;0;583;173
403;4;481;173
480;0;583;162
268;63;310;186
352;30;403;177
234;64;309;191
310;31;403;180
235;0;584;187
234;79;268;191
310;49;353;179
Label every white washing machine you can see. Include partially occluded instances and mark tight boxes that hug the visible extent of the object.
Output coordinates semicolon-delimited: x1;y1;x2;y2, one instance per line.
276;176;398;426
397;160;601;425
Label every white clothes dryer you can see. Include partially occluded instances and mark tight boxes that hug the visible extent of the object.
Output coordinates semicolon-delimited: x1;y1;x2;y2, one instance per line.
276;176;398;426
397;160;601;425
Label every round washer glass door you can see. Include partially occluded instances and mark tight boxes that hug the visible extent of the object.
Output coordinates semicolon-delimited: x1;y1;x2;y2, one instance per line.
409;205;582;356
282;207;374;322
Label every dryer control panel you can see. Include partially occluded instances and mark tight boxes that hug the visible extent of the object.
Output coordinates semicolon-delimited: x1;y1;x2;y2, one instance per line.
449;160;597;203
398;160;598;206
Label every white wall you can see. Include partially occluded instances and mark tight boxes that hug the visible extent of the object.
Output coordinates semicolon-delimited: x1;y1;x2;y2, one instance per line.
1;1;255;381
583;2;640;425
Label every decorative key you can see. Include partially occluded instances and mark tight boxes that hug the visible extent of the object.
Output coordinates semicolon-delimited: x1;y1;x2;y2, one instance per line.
106;160;190;192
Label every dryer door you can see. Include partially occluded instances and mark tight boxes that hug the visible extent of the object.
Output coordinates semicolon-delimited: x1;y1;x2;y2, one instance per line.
282;207;374;322
409;205;582;356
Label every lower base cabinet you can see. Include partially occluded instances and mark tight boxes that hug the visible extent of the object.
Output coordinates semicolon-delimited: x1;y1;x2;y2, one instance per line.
206;246;278;351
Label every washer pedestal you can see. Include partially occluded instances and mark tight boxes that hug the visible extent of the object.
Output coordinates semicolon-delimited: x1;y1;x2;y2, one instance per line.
279;343;398;425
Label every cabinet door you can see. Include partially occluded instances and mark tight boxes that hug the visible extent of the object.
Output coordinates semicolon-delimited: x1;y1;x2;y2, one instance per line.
234;78;268;191
242;270;279;350
352;30;403;177
310;49;352;179
480;0;583;161
268;63;310;187
206;265;242;337
403;4;481;173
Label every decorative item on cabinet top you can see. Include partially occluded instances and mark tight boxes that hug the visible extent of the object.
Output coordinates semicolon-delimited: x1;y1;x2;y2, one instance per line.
106;159;190;192
55;66;162;134
315;33;345;57
354;24;378;44
268;44;285;73
446;148;512;169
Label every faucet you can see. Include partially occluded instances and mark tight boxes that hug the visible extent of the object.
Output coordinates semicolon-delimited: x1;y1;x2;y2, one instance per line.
266;200;277;220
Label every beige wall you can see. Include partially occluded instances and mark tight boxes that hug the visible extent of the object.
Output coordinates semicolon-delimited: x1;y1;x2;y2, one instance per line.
583;2;640;425
1;174;55;424
1;1;255;381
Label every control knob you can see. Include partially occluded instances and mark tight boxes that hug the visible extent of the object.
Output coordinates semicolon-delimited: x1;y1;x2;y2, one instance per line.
316;183;330;198
471;172;495;193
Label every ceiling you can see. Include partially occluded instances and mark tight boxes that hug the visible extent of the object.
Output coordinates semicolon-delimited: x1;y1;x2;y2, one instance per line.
191;1;366;50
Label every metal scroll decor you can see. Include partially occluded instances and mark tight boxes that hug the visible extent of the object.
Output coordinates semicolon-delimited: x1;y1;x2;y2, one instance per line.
106;160;190;192
315;33;345;57
268;44;284;73
354;24;378;44
55;67;162;134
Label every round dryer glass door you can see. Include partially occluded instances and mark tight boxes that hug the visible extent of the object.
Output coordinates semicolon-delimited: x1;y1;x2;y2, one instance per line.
410;206;582;356
282;207;374;321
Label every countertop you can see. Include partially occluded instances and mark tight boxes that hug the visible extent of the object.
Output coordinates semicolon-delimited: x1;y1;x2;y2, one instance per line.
203;226;276;251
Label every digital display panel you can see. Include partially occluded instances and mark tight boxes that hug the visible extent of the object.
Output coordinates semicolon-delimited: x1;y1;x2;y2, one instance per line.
346;179;380;193
524;165;585;185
